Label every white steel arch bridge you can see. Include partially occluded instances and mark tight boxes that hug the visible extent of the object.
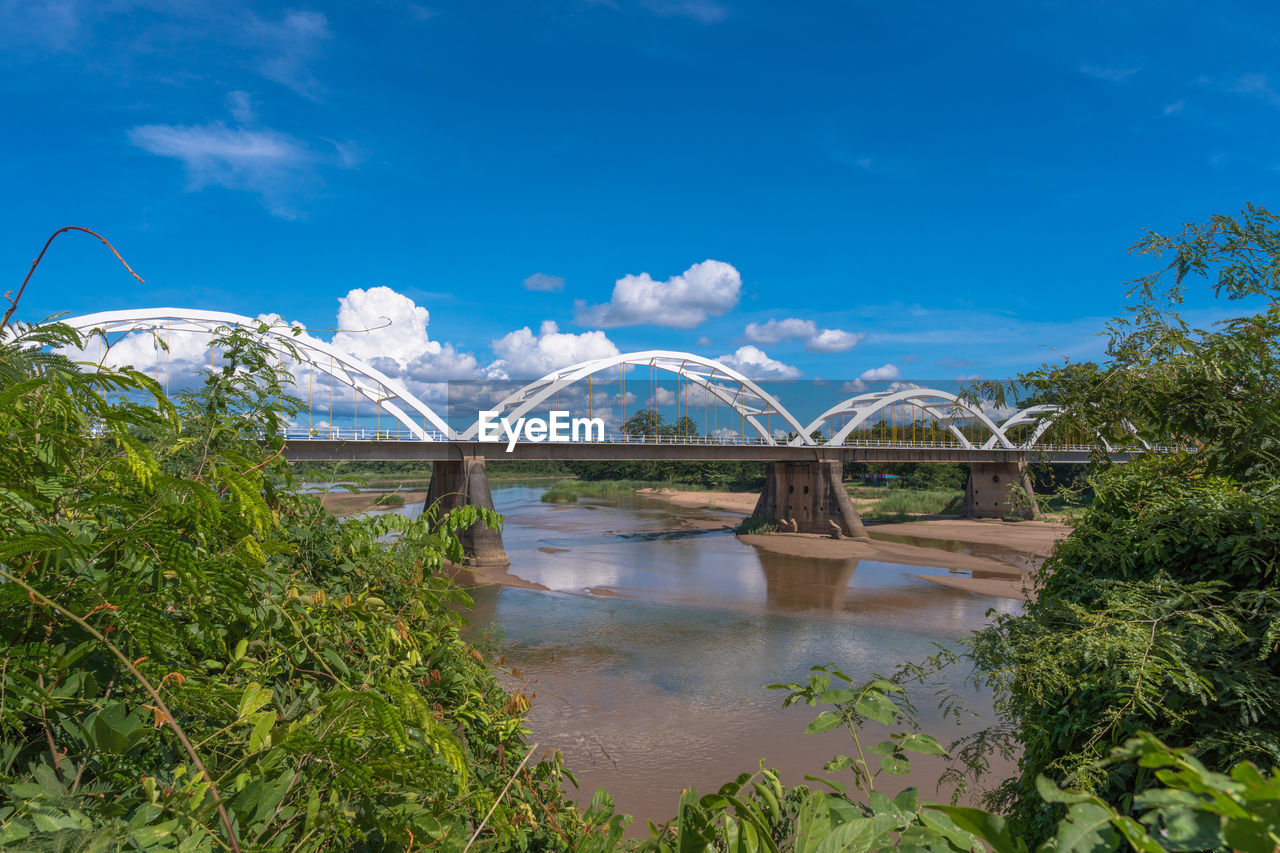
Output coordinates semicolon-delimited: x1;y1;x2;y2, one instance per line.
54;307;1086;454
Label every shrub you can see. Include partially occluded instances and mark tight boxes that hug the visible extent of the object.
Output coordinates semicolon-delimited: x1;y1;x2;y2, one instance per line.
541;486;580;503
736;517;780;534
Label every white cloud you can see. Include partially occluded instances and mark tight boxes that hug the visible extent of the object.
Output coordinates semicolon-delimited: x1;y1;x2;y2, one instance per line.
1231;73;1280;108
640;0;726;23
1079;64;1141;83
246;9;331;98
0;1;81;50
575;259;741;328
488;320;619;379
405;344;482;381
839;380;867;394
808;328;864;353
648;387;676;407
743;318;814;344
332;286;482;382
859;363;900;381
128;121;321;218
696;336;712;348
715;345;800;380
334;286;433;364
744;317;864;353
1163;99;1186;116
522;272;566;292
226;90;255;123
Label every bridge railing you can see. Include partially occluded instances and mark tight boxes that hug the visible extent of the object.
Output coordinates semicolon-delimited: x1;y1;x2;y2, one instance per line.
278;427;1115;453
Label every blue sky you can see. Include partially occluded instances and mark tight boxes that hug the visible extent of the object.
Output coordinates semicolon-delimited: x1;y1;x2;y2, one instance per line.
3;0;1276;385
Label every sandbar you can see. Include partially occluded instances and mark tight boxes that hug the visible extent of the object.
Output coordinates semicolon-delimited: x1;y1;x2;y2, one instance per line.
319;489;426;516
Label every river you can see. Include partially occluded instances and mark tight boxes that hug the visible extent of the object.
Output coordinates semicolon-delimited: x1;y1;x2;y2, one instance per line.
388;481;1021;826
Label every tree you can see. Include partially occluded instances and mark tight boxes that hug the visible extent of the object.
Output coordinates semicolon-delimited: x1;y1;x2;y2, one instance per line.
672;415;699;438
623;407;669;438
0;321;589;850
969;204;1280;840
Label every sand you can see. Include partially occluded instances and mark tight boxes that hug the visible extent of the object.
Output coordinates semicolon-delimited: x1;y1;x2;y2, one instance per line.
319;489;427;516
634;488;1068;602
635;488;759;514
441;560;550;592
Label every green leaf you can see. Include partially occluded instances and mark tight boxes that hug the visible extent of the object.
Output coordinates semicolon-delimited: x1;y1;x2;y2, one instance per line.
929;806;1025;853
805;711;844;734
853;691;898;725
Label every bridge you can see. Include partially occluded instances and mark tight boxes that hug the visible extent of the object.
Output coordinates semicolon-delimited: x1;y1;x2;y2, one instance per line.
57;308;1128;567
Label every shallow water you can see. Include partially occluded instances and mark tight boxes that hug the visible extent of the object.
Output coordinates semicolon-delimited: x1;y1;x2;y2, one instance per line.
395;483;1021;826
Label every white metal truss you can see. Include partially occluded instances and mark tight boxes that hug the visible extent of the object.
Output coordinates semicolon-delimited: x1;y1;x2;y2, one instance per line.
57;308;455;440
457;350;816;445
983;405;1059;450
803;388;1015;449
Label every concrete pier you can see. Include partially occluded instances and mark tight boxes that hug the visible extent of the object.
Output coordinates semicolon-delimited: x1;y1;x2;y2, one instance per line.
423;457;509;567
963;460;1039;519
750;460;869;540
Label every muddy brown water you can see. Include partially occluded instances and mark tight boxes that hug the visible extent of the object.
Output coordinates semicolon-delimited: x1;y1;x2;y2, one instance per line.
366;482;1022;828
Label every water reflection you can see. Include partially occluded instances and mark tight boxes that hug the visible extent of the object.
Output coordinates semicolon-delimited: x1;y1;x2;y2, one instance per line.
359;480;1020;823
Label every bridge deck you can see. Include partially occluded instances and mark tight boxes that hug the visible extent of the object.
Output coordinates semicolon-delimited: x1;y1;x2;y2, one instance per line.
281;439;1110;464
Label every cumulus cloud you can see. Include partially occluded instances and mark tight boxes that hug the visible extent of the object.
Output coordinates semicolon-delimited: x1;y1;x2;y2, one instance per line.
488;320;619;379
575;259;741;328
859;363;900;381
715;345;800;380
332;286;482;381
743;317;864;353
522;273;565;292
128;121;324;217
839;379;868;394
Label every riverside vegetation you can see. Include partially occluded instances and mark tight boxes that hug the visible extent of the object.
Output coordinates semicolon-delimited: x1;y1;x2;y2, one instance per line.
2;205;1279;851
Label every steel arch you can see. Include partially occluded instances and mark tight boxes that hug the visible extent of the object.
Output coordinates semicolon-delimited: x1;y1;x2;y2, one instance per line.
804;388;1014;449
56;308;455;440
984;405;1059;450
458;350;815;445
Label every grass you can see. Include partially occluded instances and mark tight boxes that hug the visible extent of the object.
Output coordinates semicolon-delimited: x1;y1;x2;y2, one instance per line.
847;484;891;499
372;493;406;508
543;478;706;497
864;488;964;520
735;517;779;534
540;487;579;504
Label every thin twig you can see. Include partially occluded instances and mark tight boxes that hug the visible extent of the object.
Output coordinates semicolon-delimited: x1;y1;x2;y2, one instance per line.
3;226;144;330
463;743;539;853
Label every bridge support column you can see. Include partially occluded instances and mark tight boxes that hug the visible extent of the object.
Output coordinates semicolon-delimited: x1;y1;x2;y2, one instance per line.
750;460;869;540
963;460;1038;520
424;457;509;567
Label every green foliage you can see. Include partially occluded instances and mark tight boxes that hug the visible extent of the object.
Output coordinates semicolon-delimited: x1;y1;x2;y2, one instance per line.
735;518;780;535
371;492;406;507
0;321;589;850
843;463;970;493
584;669;1280;853
969;204;1280;841
864;489;965;520
566;461;765;491
544;478;710;497
540;487;579;504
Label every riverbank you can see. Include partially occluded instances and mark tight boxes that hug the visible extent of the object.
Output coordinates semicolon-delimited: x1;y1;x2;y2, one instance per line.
319;489;427;516
635;488;1070;601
